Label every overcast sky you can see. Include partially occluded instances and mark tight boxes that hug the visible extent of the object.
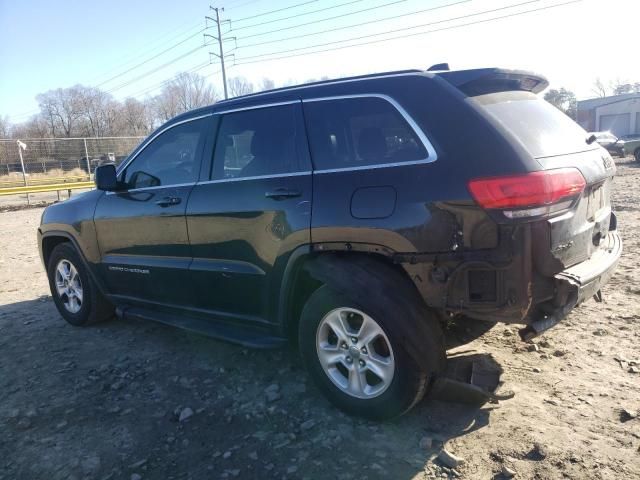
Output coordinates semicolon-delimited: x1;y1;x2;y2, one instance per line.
1;0;639;123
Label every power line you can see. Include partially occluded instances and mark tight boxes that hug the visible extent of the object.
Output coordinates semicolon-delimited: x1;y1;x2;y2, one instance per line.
235;0;540;61
105;44;207;94
224;0;261;10
231;0;319;23
231;0;363;31
124;62;216;99
234;0;581;65
87;20;205;83
9;42;209;121
95;28;206;88
237;0;469;50
237;0;408;40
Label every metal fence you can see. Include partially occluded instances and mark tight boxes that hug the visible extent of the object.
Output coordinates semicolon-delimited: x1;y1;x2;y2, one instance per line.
0;137;144;184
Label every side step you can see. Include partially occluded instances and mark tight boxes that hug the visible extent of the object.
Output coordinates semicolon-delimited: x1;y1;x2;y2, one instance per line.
117;306;286;349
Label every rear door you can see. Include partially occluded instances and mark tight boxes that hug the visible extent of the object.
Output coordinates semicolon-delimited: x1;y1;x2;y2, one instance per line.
186;101;312;324
94;115;211;306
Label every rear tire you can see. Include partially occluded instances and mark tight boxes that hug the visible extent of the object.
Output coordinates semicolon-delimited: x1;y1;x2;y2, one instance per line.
299;284;445;420
635;148;640;163
47;243;114;326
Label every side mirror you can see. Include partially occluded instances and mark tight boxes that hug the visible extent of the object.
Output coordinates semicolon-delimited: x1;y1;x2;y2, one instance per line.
95;164;118;191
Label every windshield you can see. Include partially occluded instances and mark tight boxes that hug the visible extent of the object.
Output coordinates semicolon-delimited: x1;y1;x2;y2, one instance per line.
473;91;598;158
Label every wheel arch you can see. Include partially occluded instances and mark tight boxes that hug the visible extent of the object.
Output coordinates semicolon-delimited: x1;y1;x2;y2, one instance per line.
41;234;73;269
40;230;108;296
279;245;426;345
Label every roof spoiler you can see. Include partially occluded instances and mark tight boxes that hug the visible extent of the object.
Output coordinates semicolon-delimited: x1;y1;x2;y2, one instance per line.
435;68;549;95
427;63;450;71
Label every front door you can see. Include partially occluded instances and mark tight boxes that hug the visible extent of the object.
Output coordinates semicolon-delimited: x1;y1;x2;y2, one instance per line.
186;101;312;325
94;115;211;307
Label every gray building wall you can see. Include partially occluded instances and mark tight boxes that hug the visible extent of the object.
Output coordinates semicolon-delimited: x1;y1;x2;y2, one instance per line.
577;94;640;136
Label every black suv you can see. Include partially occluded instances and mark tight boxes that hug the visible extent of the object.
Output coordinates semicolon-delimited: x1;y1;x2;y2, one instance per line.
38;68;622;419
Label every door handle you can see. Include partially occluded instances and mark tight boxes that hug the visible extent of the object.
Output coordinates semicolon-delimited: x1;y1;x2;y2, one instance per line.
155;196;181;207
265;188;302;200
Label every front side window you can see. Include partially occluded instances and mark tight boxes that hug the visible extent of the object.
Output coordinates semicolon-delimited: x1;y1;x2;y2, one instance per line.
212;103;304;180
123;118;206;189
303;96;427;170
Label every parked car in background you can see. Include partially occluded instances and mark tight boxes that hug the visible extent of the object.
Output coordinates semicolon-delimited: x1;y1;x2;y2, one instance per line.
588;131;624;157
38;67;621;419
621;135;640;162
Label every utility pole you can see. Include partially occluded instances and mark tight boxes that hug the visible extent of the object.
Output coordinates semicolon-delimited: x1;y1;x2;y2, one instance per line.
206;7;229;99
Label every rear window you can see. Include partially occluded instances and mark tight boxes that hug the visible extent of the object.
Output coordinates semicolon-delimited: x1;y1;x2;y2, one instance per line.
473;91;596;159
303;96;427;171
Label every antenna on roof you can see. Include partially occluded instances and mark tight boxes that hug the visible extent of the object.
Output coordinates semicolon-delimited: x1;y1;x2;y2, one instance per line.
427;63;450;71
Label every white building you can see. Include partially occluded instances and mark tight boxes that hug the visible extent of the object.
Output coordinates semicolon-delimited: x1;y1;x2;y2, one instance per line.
577;93;640;137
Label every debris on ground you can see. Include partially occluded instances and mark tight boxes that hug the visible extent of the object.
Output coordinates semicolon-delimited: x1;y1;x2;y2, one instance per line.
620;407;638;422
501;464;517;478
437;448;465;469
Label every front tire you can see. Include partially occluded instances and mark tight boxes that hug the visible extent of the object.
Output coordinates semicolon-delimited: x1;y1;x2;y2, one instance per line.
47;243;114;326
299;284;445;420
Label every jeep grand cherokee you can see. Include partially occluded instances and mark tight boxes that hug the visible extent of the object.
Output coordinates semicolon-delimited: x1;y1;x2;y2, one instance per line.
38;67;621;419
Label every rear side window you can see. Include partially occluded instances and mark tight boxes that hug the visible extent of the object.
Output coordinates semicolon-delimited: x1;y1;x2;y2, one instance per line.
212;103;307;180
473;91;596;159
303;96;427;171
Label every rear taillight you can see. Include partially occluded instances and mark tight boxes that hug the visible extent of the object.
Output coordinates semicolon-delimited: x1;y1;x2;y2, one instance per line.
468;168;586;218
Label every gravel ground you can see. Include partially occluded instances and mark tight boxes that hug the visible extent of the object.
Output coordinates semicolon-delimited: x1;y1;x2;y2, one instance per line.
1;159;639;480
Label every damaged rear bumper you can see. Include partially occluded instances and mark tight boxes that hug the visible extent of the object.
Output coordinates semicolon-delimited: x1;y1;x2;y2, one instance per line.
519;230;622;340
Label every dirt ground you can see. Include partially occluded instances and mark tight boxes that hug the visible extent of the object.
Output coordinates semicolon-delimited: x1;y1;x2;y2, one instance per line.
1;159;638;480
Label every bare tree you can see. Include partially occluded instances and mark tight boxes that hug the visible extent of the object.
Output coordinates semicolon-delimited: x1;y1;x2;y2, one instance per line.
14;116;49;138
258;77;276;92
151;72;218;122
228;76;254;97
6;70;327;138
76;86;119;137
151;87;182;123
117;98;153;136
169;72;218;111
0;116;10;138
610;79;640;95
36;87;84;137
591;78;608;98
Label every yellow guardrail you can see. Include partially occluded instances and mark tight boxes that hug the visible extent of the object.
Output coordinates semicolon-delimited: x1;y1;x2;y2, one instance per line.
0;181;94;196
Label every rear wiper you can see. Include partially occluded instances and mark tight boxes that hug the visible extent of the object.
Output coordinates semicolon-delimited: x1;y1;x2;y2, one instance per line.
586;134;597;145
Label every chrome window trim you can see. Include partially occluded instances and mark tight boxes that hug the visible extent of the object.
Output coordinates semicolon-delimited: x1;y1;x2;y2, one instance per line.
196;171;312;186
213;99;300;115
302;93;437;173
313;158;435;175
105;182;197;195
115;112;213;178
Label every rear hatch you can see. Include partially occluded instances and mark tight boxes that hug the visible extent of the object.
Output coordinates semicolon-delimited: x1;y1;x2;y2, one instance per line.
441;69;616;274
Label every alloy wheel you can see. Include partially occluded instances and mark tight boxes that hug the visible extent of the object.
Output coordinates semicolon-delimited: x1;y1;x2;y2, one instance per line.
316;307;395;399
54;259;83;314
